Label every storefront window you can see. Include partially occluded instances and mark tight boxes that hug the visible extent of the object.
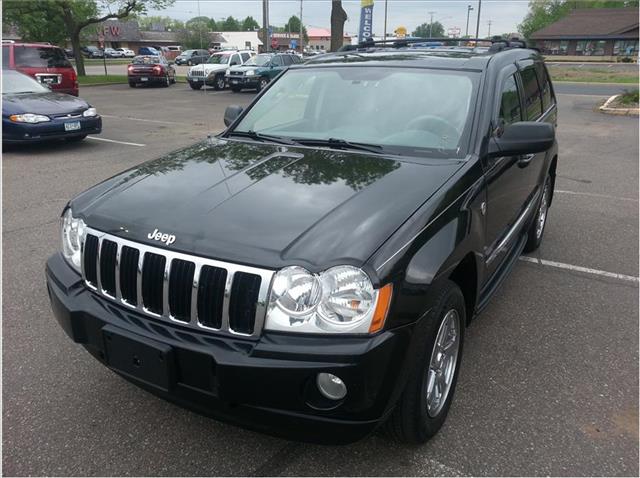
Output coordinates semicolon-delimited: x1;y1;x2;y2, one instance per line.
594;40;606;55
614;40;639;56
559;40;568;54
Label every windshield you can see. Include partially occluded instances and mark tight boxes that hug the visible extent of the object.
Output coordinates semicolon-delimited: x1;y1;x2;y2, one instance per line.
14;46;71;68
231;67;478;157
181;50;195;56
244;54;271;66
207;54;230;64
132;56;158;64
2;70;49;94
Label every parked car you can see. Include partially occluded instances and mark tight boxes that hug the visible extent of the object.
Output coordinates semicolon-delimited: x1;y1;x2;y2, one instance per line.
163;45;182;61
104;47;124;58
45;40;557;445
2;42;79;96
174;49;209;66
127;55;176;87
187;50;254;90
138;46;160;56
116;48;135;58
64;48;74;58
81;46;104;58
2;69;101;144
226;52;302;92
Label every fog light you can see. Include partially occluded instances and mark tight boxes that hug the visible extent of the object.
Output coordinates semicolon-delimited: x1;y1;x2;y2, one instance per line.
316;373;347;400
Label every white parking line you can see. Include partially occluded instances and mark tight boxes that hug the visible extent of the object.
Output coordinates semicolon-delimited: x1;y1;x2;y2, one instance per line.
520;256;639;283
100;114;186;125
555;189;638;202
87;136;145;147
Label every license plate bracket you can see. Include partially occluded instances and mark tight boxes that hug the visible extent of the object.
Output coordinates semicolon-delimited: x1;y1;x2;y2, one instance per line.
103;325;175;392
64;121;81;131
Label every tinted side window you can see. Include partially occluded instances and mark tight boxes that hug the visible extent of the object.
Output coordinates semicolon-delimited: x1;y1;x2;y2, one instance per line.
2;46;9;68
498;74;522;125
271;56;283;66
282;55;293;66
535;62;554;111
241;52;250;62
519;67;543;121
14;46;71;68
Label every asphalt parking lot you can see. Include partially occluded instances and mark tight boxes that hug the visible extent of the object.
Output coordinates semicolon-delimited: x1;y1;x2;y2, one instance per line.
3;82;638;476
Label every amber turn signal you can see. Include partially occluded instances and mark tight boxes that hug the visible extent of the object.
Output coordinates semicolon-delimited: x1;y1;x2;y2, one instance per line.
369;283;393;333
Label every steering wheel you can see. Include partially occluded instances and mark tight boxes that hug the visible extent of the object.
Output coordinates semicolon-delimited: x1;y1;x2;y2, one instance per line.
405;115;461;143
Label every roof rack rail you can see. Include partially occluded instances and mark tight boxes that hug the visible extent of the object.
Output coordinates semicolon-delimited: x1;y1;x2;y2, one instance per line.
356;36;528;50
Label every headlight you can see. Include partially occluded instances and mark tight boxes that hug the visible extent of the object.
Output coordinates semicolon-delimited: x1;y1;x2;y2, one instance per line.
245;69;256;76
60;208;86;272
9;113;50;123
265;265;392;334
83;107;97;117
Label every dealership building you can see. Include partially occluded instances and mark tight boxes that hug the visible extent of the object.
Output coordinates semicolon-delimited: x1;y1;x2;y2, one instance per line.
530;7;638;59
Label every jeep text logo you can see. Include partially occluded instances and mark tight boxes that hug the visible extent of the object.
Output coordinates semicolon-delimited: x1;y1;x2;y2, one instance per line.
148;228;176;246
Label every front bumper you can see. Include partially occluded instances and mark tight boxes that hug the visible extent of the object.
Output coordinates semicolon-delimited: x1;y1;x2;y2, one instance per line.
225;75;259;88
3;116;101;143
45;253;415;444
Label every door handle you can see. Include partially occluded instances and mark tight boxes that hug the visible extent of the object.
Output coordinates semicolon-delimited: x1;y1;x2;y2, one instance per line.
518;154;535;167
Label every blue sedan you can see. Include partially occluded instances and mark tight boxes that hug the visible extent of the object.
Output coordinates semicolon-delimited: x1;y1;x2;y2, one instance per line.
2;69;102;145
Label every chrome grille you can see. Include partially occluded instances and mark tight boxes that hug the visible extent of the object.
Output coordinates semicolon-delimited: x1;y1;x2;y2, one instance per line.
190;70;205;77
81;227;274;338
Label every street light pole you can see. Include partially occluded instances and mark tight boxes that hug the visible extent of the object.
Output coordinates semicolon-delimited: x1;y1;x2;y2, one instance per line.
428;11;436;38
475;0;482;39
262;0;270;52
383;0;388;40
465;5;473;37
299;0;303;54
487;19;492;37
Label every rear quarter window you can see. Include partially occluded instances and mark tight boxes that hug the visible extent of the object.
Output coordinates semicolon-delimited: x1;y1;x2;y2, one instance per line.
535;62;554;112
14;46;71;68
519;66;543;121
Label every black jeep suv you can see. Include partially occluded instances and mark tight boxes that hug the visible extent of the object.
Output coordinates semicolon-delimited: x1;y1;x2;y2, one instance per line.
46;39;558;445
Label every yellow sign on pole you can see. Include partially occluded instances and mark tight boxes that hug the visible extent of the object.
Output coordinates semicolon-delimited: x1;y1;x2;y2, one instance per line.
395;26;407;38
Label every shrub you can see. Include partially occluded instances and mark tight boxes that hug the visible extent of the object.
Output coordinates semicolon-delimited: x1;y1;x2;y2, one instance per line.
619;89;639;105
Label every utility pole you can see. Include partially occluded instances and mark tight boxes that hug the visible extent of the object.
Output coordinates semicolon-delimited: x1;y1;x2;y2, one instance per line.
383;0;388;40
299;0;303;54
475;0;482;39
487;19;492;38
197;0;203;49
428;11;436;38
262;0;270;52
465;4;473;37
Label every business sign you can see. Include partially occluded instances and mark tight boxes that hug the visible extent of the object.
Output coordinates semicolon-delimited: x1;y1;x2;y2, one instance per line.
448;27;461;38
358;0;374;43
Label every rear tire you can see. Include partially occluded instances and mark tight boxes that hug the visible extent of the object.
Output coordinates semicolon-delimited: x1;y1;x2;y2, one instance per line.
163;75;170;87
523;173;552;253
129;82;136;88
187;60;192;66
383;280;465;444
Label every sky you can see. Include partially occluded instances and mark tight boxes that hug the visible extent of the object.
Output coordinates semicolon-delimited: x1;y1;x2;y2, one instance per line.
144;1;532;38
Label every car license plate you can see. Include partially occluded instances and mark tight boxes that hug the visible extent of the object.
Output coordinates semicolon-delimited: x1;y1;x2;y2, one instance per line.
231;80;238;84
103;325;174;392
141;77;148;82
64;121;81;131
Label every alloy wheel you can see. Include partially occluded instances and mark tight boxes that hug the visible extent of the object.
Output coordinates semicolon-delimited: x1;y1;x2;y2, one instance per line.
536;180;550;240
426;309;460;418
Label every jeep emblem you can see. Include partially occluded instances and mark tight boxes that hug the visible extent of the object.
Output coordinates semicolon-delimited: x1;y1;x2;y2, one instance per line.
147;228;176;246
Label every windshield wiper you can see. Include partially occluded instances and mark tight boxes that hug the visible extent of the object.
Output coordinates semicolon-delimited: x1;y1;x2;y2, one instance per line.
227;130;298;146
295;137;384;154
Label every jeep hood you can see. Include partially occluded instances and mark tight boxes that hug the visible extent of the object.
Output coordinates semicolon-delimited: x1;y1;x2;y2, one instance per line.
191;63;227;73
71;139;462;271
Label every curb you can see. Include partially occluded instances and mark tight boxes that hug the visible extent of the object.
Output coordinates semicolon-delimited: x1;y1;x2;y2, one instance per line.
80;80;188;88
599;94;639;116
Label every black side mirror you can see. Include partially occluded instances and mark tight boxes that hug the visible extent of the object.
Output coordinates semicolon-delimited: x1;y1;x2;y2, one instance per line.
488;121;555;157
224;105;244;127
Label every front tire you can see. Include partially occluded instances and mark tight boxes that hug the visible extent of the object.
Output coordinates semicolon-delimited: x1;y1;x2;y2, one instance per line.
256;77;269;92
189;82;202;90
230;86;241;92
162;74;170;87
384;280;465;444
213;74;225;90
187;60;192;66
129;81;136;88
66;135;87;143
523;173;552;253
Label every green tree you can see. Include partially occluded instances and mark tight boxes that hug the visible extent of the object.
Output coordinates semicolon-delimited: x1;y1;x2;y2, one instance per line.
283;15;308;42
330;0;347;51
219;16;240;32
3;0;174;76
412;21;445;38
182;16;212;49
138;15;183;31
242;16;260;31
518;0;639;39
